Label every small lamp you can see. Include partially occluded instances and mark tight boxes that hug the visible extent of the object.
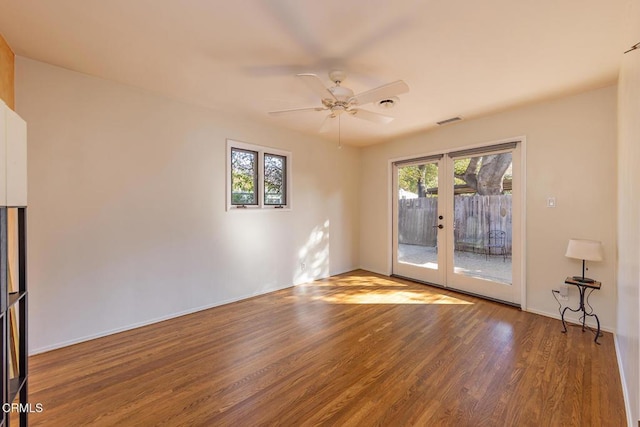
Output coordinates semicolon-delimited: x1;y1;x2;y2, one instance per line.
565;239;603;283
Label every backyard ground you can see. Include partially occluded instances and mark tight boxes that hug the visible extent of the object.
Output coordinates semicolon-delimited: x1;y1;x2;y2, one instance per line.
398;244;511;284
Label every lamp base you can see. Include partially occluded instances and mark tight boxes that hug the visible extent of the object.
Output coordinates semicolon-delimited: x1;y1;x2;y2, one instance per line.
572;276;595;283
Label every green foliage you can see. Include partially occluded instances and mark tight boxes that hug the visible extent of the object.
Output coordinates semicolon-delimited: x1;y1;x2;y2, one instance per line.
398;163;438;196
453;158;470;185
231;171;254;192
232;192;255;204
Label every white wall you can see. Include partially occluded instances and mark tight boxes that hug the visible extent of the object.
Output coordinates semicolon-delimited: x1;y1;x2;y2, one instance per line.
616;1;640;424
16;57;360;353
359;86;618;330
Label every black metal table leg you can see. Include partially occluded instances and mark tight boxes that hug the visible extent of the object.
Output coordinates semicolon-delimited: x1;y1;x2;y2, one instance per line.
560;281;601;344
561;306;570;334
588;312;601;344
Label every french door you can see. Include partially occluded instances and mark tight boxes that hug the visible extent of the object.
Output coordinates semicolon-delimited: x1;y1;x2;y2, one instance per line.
392;142;522;305
392;155;446;285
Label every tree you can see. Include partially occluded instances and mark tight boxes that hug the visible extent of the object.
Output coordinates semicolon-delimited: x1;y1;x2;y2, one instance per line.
455;153;511;195
264;154;285;204
398;163;438;197
231;149;257;203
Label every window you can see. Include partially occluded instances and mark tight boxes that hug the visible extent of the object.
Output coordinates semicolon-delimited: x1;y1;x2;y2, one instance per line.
264;153;286;206
231;148;258;205
227;140;291;210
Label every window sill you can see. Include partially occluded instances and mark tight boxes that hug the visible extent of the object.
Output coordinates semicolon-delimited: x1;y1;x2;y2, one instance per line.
227;206;291;212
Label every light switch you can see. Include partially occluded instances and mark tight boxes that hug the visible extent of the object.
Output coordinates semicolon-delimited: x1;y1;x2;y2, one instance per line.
547;197;556;208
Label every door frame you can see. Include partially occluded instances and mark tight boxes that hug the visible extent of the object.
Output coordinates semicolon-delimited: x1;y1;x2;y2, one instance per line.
387;136;527;309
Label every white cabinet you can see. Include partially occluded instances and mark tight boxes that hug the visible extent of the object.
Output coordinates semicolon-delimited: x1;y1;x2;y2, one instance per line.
0;100;27;207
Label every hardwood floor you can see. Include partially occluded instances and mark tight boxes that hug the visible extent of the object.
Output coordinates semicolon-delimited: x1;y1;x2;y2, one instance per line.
28;270;626;426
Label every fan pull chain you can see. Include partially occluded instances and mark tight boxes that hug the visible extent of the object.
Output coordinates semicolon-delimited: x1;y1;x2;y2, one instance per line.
338;115;342;149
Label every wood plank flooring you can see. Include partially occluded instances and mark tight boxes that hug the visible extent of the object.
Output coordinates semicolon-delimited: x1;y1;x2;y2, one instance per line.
27;270;626;426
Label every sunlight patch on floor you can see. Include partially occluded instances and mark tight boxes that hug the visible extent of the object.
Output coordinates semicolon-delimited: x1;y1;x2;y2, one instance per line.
310;277;410;288
310;290;473;305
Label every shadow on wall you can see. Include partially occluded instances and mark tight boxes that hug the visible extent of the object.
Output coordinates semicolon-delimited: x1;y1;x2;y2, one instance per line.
294;220;330;285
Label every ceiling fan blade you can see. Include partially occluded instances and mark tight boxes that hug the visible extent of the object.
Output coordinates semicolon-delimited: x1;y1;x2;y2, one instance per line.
297;73;337;100
268;107;326;116
319;115;334;133
351;109;395;124
350;80;409;106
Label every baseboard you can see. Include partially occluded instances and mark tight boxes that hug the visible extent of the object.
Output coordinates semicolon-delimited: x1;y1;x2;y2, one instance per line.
357;265;388;277
329;266;362;277
525;307;615;334
30;283;297;355
614;334;635;427
31;267;365;356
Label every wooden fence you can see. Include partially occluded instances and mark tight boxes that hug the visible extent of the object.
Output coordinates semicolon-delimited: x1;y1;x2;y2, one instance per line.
398;195;512;253
398;197;439;246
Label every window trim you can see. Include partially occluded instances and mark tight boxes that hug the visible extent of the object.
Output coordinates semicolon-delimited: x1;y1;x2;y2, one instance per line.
226;139;292;211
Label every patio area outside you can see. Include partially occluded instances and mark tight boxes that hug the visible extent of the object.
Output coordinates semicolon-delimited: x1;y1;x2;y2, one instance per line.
398;243;512;285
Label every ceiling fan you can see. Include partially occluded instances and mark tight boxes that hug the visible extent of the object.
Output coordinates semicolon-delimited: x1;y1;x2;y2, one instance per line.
268;70;409;133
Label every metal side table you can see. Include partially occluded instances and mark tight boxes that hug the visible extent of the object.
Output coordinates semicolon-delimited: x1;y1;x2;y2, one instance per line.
561;276;602;344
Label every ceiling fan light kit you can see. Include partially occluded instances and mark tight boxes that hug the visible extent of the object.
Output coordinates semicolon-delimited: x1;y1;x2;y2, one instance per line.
268;71;409;145
328;70;347;84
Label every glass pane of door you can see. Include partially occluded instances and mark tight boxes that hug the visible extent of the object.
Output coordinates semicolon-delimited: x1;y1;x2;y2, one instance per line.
452;153;513;285
394;161;443;284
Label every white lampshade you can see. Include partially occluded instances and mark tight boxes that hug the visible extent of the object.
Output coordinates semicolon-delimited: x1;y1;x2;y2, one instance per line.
565;239;604;262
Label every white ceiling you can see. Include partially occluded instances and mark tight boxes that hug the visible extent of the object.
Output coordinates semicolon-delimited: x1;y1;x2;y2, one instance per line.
0;0;629;146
